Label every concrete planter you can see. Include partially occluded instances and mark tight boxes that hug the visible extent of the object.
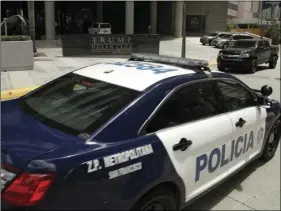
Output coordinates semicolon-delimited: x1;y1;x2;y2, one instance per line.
1;40;34;71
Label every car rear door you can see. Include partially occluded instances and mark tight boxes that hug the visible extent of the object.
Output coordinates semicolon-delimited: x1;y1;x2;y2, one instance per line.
257;40;266;64
141;80;234;203
263;40;271;61
215;79;267;175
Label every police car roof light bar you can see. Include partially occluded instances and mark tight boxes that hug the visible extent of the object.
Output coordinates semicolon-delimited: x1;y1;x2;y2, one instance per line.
129;53;211;71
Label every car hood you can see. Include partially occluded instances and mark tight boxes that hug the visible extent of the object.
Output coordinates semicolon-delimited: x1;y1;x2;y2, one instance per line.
1;99;83;169
220;48;254;54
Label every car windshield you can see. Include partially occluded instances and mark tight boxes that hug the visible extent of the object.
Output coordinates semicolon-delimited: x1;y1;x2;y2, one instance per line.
219;34;232;39
19;73;140;137
92;23;99;28
232;41;257;48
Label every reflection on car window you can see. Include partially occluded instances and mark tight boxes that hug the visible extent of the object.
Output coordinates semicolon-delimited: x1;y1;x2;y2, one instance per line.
219;34;232;38
20;73;140;136
145;81;219;134
232;41;256;48
217;80;255;112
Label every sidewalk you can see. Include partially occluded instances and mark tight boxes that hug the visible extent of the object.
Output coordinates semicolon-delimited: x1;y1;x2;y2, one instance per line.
1;37;217;91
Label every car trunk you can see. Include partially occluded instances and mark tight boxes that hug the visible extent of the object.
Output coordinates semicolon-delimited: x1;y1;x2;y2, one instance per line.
1;99;83;170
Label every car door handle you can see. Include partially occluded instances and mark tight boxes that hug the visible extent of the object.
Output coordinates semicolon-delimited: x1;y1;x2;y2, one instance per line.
235;118;246;128
173;138;193;151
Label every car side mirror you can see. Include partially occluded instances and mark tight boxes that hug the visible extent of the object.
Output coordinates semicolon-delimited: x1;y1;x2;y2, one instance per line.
261;85;273;96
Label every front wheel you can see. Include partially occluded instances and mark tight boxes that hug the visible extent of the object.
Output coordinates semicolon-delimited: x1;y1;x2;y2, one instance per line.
222;43;229;49
261;119;281;162
269;56;278;69
131;188;178;211
249;59;257;73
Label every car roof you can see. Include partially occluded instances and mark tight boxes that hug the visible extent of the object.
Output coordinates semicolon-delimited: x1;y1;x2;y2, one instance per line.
74;61;200;91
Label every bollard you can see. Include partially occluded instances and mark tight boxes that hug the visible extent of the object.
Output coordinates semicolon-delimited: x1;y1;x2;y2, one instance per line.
4;18;8;36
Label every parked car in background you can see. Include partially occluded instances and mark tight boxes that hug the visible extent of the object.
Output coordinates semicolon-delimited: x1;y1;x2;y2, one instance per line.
211;33;233;47
200;32;219;45
214;34;253;49
217;39;279;73
91;22;112;34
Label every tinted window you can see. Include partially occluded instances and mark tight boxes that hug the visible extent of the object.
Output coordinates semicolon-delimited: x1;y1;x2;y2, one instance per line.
20;73;140;136
264;40;270;47
217;80;255;112
219;34;232;38
144;81;219;134
258;41;264;47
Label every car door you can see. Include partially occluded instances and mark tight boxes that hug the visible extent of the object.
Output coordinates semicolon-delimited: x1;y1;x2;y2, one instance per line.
215;79;267;175
263;40;271;61
142;80;234;203
257;40;265;64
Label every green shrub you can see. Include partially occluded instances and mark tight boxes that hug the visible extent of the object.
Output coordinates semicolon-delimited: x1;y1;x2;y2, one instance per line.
1;35;31;41
263;21;280;45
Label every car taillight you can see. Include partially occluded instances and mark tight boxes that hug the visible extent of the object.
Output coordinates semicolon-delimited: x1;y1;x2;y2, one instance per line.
2;169;54;207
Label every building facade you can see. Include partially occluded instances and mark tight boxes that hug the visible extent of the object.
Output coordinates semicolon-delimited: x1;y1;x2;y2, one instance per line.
1;1;231;40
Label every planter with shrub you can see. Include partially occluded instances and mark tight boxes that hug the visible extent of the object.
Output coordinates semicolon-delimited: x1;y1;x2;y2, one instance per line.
1;35;34;71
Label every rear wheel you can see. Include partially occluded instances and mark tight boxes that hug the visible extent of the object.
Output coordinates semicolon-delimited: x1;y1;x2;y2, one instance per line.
131;188;178;211
209;41;212;46
269;55;278;69
261;119;281;161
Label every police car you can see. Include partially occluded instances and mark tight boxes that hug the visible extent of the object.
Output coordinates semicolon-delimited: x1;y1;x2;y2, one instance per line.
1;54;280;210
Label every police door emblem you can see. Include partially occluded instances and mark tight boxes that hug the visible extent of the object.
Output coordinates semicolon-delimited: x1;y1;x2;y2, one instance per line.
257;127;264;144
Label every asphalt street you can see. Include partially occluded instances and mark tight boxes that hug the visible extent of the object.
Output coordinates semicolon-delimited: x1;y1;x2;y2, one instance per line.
1;37;280;210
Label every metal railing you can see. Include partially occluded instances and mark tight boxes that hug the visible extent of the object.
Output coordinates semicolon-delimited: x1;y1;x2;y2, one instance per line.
1;18;8;36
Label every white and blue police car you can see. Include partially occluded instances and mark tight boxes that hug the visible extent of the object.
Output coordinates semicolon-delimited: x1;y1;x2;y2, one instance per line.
1;54;280;210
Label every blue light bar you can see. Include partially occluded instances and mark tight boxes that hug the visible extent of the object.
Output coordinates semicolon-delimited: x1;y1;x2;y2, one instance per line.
129;53;209;68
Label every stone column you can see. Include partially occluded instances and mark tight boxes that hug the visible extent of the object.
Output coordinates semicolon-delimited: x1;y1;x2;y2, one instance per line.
125;1;134;34
45;1;55;40
174;1;184;37
150;1;157;34
96;1;103;22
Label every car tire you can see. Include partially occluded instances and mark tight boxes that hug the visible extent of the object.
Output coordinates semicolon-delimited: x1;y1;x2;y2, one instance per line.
202;42;206;46
269;56;278;69
217;65;225;71
261;118;281;162
222;43;229;49
249;59;257;73
209;41;212;46
131;188;178;211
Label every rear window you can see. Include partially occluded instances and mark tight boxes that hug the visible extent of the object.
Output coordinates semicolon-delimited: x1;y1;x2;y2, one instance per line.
100;24;111;28
20;73;140;137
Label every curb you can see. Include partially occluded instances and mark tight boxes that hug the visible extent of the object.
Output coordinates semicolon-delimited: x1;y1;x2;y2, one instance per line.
1;86;38;100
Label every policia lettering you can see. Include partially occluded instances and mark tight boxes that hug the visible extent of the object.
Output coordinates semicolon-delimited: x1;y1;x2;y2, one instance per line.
195;130;257;182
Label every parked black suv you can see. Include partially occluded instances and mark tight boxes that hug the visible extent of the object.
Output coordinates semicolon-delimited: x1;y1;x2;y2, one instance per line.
217;39;279;73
